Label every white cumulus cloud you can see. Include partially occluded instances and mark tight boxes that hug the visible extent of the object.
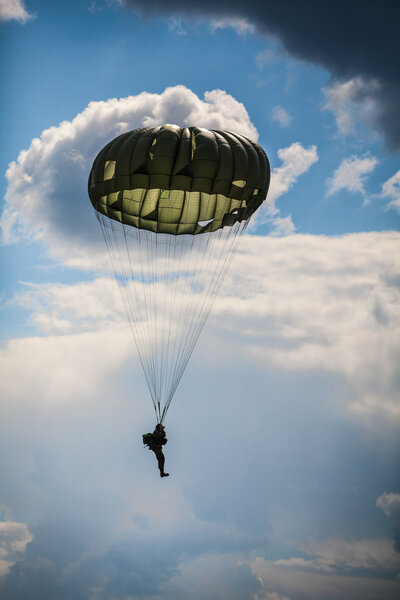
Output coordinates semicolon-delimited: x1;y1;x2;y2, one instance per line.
271;106;292;128
254;142;317;232
0;0;33;22
269;215;296;236
381;169;400;212
1;86;258;268
326;154;378;197
268;143;318;208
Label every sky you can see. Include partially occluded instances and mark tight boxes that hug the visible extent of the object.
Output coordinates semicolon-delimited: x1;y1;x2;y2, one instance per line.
0;1;400;599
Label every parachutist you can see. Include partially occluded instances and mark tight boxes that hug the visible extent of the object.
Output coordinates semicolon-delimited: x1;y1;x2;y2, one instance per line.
143;424;169;477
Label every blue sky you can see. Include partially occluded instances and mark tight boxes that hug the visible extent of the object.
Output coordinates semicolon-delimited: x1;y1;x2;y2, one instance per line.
0;1;400;599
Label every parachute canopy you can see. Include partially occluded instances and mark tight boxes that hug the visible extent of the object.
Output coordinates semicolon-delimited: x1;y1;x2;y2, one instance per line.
88;124;269;235
89;124;270;423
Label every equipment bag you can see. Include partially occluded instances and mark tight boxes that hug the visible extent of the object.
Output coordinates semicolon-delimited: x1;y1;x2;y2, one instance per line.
142;433;154;447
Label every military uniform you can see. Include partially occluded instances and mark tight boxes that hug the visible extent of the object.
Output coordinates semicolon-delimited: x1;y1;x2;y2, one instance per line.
143;425;169;477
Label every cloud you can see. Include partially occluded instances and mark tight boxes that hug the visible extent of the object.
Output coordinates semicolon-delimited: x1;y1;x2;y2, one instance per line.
257;142;317;225
250;531;400;600
0;521;33;576
1;86;258;265
326;155;378;198
269;216;296;236
1;232;399;597
1;86;317;264
300;537;400;572
0;325;134;407
167;15;186;35
0;0;33;22
213;231;400;422
163;553;261;600
249;555;400;600
260;593;291;600
269;143;318;207
377;493;400;552
210;16;255;36
0;393;269;598
119;0;400;150
6;231;400;425
1;315;271;596
323;77;381;139
270;106;292;128
377;493;400;520
256;48;281;69
381;169;400;212
12;279;123;334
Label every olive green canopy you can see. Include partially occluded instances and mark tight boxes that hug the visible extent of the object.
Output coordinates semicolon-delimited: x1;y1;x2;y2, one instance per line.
89;124;270;235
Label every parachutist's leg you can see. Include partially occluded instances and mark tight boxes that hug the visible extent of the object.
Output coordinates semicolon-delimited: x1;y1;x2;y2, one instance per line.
156;450;165;475
155;450;169;477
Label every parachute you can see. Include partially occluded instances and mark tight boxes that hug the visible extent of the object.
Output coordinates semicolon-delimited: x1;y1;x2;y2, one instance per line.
88;124;270;423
